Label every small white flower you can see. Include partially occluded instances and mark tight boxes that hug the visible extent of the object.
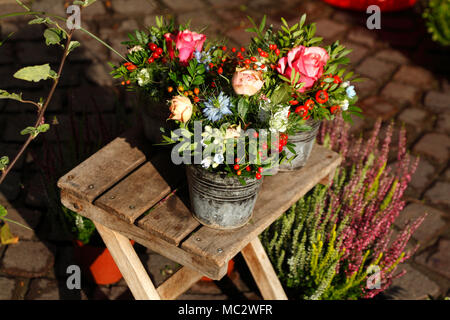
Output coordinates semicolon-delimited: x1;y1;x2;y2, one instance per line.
128;45;143;54
201;157;212;169
341;99;349;111
341;81;350;88
137;68;151;86
269;105;290;133
213;153;224;165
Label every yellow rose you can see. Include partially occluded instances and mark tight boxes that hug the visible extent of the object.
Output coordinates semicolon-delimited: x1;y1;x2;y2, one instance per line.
168;95;193;122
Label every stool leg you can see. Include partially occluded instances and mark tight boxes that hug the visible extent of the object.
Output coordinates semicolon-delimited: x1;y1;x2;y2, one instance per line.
241;237;288;300
94;222;161;300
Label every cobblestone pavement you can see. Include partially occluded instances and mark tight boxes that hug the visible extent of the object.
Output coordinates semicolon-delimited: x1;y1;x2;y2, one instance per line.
0;0;449;300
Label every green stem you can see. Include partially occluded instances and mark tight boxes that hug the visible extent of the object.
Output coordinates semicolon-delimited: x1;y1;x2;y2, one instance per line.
1;217;32;230
79;27;126;60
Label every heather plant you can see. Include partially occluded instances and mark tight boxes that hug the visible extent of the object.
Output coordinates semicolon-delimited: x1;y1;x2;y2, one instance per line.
261;118;425;299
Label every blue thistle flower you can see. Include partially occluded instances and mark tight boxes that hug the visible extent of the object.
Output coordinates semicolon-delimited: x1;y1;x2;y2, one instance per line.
203;92;233;122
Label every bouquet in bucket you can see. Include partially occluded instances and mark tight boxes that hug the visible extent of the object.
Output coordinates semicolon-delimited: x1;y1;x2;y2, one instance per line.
111;17;294;181
240;14;362;169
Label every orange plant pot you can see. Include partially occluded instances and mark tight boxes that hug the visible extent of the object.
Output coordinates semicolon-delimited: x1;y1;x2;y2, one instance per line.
322;0;417;12
73;240;135;285
201;259;235;282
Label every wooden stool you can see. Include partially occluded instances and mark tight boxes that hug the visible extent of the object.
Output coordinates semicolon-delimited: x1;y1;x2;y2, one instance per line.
57;130;341;300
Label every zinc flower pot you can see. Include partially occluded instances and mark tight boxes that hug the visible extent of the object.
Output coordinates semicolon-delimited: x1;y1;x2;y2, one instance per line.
279;119;321;171
321;0;417;11
73;240;135;285
186;165;263;230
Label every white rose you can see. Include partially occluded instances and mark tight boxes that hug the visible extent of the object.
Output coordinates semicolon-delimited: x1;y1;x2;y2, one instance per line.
137;68;151;86
269;106;290;133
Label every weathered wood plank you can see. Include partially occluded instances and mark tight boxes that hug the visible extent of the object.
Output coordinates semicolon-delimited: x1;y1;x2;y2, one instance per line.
181;144;341;267
241;237;288;300
57;132;146;202
156;266;203;300
137;190;199;245
94;222;160;300
60;190;227;280
94;160;171;224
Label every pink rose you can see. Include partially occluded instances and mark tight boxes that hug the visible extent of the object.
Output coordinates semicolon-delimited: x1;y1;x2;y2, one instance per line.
277;45;329;92
232;70;264;96
168;30;206;64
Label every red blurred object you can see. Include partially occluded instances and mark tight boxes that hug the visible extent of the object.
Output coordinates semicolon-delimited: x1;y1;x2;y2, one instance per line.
322;0;417;12
74;240;135;285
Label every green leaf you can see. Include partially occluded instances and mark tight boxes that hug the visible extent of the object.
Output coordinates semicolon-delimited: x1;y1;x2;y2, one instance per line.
37;124;50;133
14;64;56;82
0;205;6;217
44;28;64;46
0;156;9;171
0;223;19;245
67;41;81;53
238;99;249;120
20;127;38;137
259;15;267;33
0;89;22;101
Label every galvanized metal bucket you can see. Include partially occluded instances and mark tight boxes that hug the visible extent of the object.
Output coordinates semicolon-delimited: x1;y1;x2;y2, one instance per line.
186;165;263;230
279;119;321;171
138;93;175;144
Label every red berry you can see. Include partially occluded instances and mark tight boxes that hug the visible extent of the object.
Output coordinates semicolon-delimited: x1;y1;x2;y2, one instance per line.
305;99;315;110
232;47;236;53
237;170;242;176
258;167;264;173
126;80;131;85
149;43;157;51
148;57;154;63
240;47;245;52
193;96;200;103
222;46;227;51
275;48;280;56
260;64;266;69
121;81;125;85
255;173;262;180
257;48;262;52
217;67;223;74
250;56;257;62
289;100;299;105
155;47;163;55
233;164;240;170
245;166;251;172
152;52;159;58
235;158;240;163
315;90;329;104
330;105;340;114
244;58;251;64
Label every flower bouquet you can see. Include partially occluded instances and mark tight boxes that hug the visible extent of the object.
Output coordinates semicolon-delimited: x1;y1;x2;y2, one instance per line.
243;15;362;170
111;17;289;229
